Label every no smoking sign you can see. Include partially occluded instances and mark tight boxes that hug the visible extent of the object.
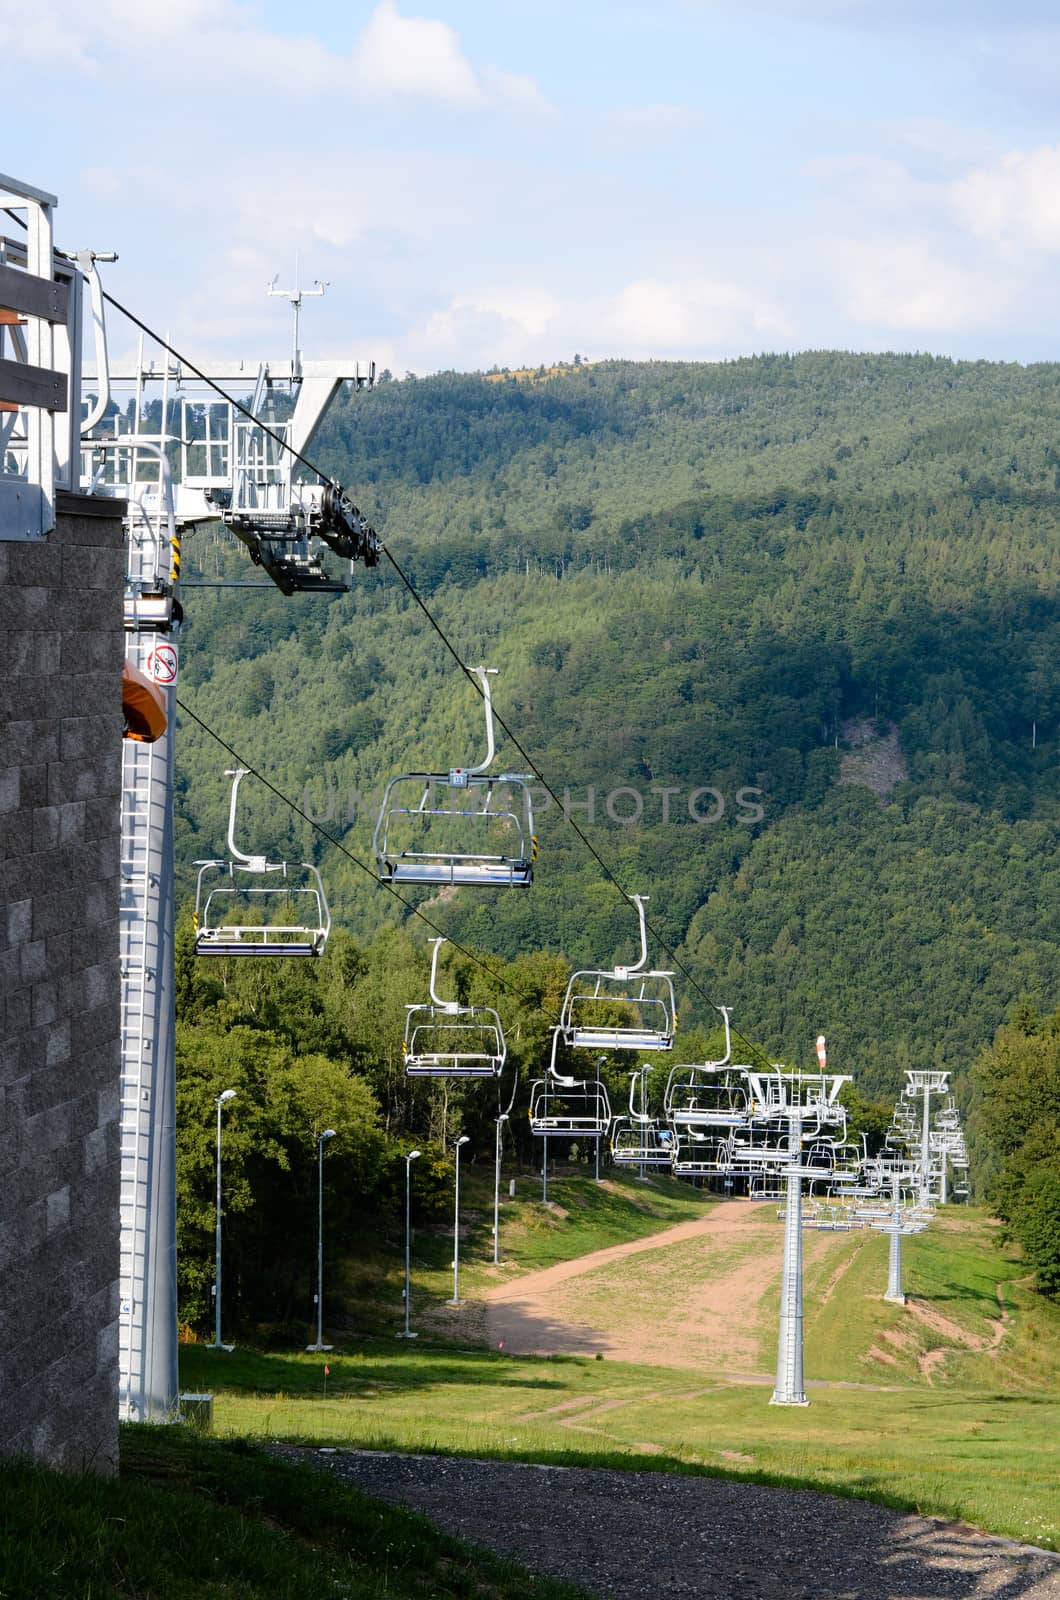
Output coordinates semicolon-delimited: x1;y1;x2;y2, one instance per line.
147;643;178;685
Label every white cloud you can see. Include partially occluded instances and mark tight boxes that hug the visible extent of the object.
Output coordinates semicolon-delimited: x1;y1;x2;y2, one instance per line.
409;274;790;369
480;66;553;116
1;0;548;110
595;276;789;349
950;145;1060;254
351;0;482;105
835;240;1007;331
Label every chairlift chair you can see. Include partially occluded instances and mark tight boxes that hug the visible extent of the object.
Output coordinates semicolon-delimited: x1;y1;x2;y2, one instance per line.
374;667;537;887
560;895;676;1050
528;1029;612;1137
747;1171;785;1201
194;768;331;957
671;1129;734;1178
402;938;506;1078
665;1068;752;1129
610;1067;673;1166
610;1121;674;1166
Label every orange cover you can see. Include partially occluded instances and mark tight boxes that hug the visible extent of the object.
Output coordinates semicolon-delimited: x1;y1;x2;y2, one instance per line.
122;660;168;743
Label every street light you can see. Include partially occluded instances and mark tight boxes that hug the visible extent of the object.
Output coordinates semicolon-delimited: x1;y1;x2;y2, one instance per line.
449;1135;470;1306
493;1114;508;1265
207;1089;237;1352
306;1128;337;1352
397;1150;421;1338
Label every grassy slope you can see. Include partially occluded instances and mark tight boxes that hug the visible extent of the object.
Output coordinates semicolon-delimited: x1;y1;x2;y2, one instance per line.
181;1203;1060;1551
0;1428;587;1600
325;1167;711;1339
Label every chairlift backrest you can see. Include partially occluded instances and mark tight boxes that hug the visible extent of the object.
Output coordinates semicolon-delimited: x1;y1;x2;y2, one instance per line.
561;895;676;1050
374;667;537;887
194;768;331;957
402;938;507;1077
610;1119;674;1166
664;1062;752;1126
528;1028;612;1135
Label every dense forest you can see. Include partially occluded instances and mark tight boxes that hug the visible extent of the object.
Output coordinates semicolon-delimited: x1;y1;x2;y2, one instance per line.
171;353;1060;1318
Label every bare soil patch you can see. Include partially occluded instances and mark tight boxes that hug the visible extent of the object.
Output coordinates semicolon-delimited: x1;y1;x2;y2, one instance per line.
484;1201;784;1370
839;717;908;799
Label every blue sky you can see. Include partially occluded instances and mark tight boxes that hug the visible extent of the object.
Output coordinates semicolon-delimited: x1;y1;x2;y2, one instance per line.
6;0;1060;373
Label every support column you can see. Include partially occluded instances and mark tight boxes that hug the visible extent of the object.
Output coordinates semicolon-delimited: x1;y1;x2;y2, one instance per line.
885;1229;905;1304
884;1172;905;1304
771;1155;809;1406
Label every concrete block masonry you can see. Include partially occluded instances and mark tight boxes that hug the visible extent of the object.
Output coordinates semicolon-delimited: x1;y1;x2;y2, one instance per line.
0;504;125;1474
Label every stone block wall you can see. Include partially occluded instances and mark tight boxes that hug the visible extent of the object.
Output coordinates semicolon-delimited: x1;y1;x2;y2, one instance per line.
0;498;125;1473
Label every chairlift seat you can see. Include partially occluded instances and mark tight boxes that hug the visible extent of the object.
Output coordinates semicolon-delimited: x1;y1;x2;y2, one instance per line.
403;1008;506;1079
529;1073;611;1136
193;856;330;959
664;1063;751;1127
561;969;676;1051
401;937;507;1077
671;1131;734;1177
374;669;536;889
610;1120;673;1167
374;772;536;887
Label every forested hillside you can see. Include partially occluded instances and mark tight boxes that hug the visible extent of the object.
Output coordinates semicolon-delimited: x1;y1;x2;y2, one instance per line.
175;353;1060;1103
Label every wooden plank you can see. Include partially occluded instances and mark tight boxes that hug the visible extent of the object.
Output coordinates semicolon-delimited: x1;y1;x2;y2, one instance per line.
0;308;26;326
0;358;68;412
0;262;68;323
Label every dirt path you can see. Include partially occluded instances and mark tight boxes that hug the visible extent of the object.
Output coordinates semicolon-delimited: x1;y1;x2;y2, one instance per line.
484;1201;793;1370
913;1277;1012;1382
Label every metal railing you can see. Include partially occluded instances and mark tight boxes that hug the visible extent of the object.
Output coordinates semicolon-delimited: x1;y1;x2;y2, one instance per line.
0;171;82;538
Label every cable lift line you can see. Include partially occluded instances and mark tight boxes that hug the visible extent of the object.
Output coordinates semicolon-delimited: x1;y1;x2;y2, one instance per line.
193;767;331;957
3;195;776;1072
402;937;507;1078
373;666;537;888
560;893;677;1051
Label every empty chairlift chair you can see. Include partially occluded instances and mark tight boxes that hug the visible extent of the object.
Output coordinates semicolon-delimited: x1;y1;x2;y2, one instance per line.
194;768;331;957
402;938;506;1078
663;1008;748;1129
529;1029;612;1138
610;1066;673;1167
561;894;676;1051
670;1128;735;1179
373;667;536;888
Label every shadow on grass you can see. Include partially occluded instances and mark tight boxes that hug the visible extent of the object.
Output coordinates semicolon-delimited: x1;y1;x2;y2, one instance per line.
180;1341;584;1400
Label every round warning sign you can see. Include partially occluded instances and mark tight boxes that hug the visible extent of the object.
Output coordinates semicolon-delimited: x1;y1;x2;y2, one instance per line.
147;643;178;686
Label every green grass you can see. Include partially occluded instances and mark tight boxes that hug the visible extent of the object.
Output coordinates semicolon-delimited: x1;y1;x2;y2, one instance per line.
325;1167;710;1339
0;1426;588;1600
179;1204;1060;1554
180;1340;1060;1551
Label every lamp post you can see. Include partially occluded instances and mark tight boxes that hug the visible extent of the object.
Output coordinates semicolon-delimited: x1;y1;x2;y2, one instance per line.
397;1150;421;1338
449;1135;470;1305
306;1128;336;1352
493;1114;508;1265
207;1089;237;1351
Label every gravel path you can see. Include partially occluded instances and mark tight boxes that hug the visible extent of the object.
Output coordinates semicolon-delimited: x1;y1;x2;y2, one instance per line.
283;1447;1060;1600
